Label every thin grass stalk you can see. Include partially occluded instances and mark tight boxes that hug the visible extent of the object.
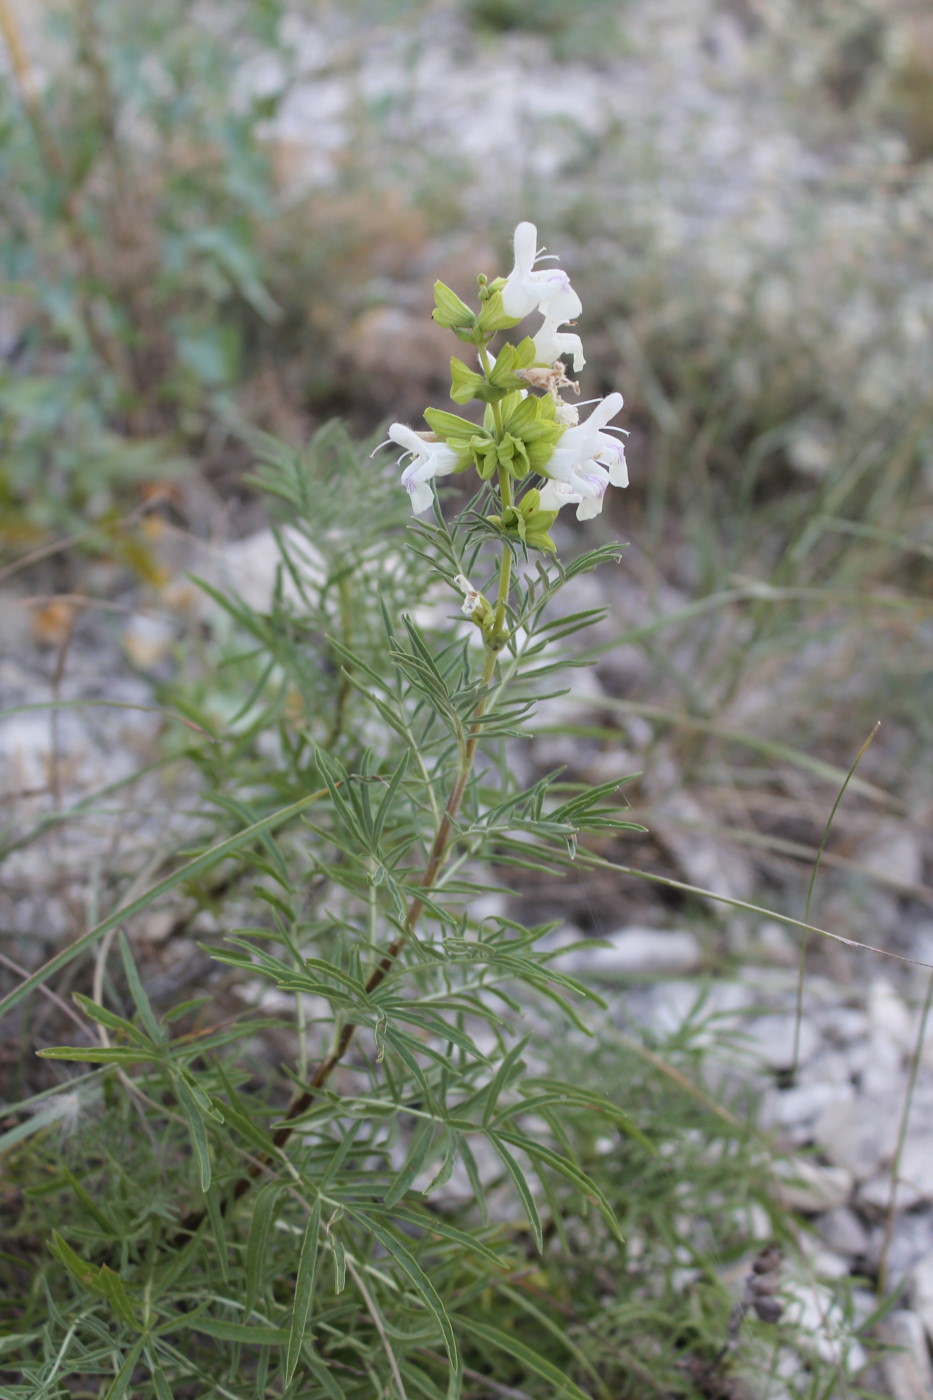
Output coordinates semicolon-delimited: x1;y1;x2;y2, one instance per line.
877;968;933;1295
791;722;880;1078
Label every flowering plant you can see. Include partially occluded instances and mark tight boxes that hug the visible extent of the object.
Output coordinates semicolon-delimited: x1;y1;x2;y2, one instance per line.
9;224;652;1400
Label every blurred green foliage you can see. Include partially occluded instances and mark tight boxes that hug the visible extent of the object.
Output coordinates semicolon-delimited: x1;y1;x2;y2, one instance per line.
0;0;290;538
467;0;630;59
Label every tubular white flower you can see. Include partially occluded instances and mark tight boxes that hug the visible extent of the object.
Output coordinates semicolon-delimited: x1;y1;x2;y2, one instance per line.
388;423;459;515
501;222;582;323
539;392;628;519
533;314;585;372
544;393;625;487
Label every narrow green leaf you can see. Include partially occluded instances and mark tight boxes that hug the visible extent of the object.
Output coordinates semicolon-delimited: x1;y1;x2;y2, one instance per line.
305;1348;349;1400
0;785;332;1022
151;1363;173;1400
37;1045;151;1065
205;1187;229;1285
421;1132;458;1196
371;751;410;850
71;993;151;1045
285;1198;321;1384
98;1266;139;1330
458;1138;486;1225
49;1230;103;1295
104;1337;146;1400
331;1235;347;1293
351;1213;460;1384
175;1078;212;1192
499;1282;609;1395
486;1132;543;1251
371;1205;505;1270
245;1181;284;1317
461;1318;593;1400
210;1090;275;1157
56;1171;110;1237
118;931;162;1041
379;1025;435;1105
189;1317;289;1344
497;1128;623;1244
383;1119;435;1208
480;1035;529;1126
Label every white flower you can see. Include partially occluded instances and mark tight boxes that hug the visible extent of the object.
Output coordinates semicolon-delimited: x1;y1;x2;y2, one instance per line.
501;222;582;323
533;314;585;372
539;392;628;518
387;423;459;515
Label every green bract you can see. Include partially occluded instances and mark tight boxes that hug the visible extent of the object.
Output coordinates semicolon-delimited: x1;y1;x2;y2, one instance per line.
428;280;473;343
424;392;564;483
487;488;560;553
494;392;564;474
449;358;487;404
449;339;537;405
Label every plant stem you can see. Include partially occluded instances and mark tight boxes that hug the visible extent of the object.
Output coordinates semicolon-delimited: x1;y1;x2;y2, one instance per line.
492;468;514;646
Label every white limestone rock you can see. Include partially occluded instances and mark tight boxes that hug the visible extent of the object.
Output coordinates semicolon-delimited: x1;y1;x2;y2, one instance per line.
774;1157;854;1213
782;1276;868;1372
559;926;704;978
743;1014;820;1072
876;1309;933;1400
814;1207;870;1260
911;1254;933;1347
761;1080;855;1144
813;1097;901;1180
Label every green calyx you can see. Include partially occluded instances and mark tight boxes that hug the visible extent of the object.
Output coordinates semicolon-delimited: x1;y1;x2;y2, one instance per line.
424;387;565;485
449;337;539;406
433;279;522;346
472;430;529;481
487;488;559;554
491;391;565;473
463;590;498;641
432;281;477;342
422;407;485;474
476;287;520;334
